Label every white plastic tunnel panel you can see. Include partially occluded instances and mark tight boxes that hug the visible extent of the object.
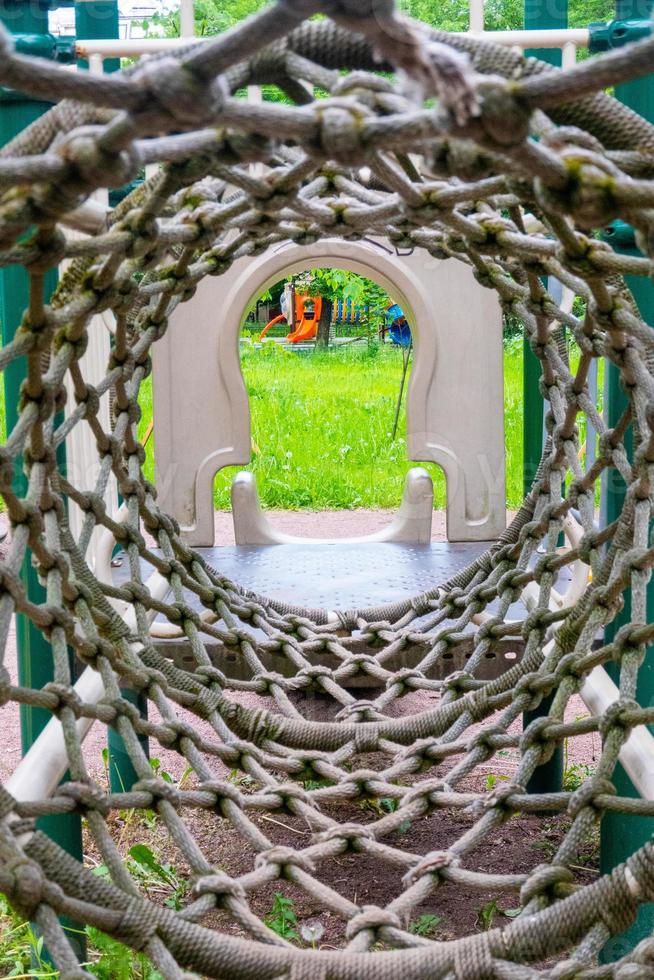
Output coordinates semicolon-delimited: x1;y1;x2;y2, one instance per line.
152;238;506;546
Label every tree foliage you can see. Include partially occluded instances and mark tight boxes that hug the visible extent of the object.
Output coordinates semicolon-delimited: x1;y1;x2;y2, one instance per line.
399;0;614;31
145;0;617;41
143;0;269;38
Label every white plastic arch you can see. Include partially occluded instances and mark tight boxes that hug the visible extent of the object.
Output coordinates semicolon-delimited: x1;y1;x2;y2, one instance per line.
153;238;506;546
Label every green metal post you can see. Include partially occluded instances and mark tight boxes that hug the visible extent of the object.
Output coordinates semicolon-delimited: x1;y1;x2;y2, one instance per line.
74;0;148;793
75;0;119;72
522;0;568;797
0;0;84;961
600;224;654;960
591;2;654;958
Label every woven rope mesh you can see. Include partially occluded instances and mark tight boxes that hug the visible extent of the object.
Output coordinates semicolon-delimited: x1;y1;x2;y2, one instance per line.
1;3;654;976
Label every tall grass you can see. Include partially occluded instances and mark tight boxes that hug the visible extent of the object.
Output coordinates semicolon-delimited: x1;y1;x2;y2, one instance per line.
138;339;527;511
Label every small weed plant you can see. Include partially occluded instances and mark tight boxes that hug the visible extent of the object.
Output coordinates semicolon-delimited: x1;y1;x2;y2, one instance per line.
409;913;441;937
0;895;162;979
93;844;188;911
476;899;521;930
563;762;595;792
264;893;300;942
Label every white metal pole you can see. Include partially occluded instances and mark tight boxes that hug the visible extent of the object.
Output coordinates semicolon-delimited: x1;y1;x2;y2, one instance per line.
179;0;194;38
562;40;577;69
469;0;484;33
88;51;104;74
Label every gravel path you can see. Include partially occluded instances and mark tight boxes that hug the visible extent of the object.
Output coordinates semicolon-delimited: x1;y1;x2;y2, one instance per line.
0;510;599;787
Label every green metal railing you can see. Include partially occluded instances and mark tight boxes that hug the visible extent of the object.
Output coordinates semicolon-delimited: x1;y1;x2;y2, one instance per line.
595;2;654;959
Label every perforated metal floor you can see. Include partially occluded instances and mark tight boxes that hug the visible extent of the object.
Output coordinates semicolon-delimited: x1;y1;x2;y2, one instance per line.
115;541;488;611
198;541;488;609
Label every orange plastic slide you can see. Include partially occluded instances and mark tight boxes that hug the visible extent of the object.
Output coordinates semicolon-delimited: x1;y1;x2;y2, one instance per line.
258;313;285;341
258;295;323;344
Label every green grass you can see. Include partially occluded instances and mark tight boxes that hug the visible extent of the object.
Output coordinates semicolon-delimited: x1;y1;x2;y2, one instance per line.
139;339;527;511
138;341;524;510
0;335;597;515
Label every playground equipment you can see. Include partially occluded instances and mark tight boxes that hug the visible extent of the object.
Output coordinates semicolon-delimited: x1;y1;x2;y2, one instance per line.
258;287;369;344
383;302;412;348
259;287;324;344
156;237;504;545
1;3;654;979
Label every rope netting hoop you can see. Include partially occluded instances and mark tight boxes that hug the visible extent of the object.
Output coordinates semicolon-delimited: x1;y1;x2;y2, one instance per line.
1;3;654;976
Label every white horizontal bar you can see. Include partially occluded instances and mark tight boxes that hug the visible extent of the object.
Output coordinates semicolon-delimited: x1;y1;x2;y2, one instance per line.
467;27;589;48
75;27;590;60
76;36;203;57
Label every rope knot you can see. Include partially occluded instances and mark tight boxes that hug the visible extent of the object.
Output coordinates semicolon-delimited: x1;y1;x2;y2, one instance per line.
197;779;243;811
254;671;289;694
338;653;378;677
520;714;557;762
131;776;180;807
255;846;315;876
315;823;373;851
537;148;623;230
58;126;138;190
388;667;425;692
194;665;228;688
514;673;549;713
348;768;384;798
192;871;246;903
598;698;641;744
567;776;616;820
134;57;225;127
269;782;314;811
402;849;459;887
41;682;83;717
345;904;401;940
58;781;111;817
444;669;474;695
411;593;435;616
468;724;506;758
470;79;531;148
5;858;45;922
520;863;575;905
479;780;525;815
334;701;382;723
25;227;67;274
316;100;368;166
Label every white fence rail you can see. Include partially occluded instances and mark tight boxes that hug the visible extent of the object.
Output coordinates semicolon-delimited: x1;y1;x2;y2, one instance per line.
76;26;590;62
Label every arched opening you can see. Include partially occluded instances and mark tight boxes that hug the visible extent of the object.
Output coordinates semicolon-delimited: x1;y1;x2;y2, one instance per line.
212;264;443;526
153;238;506;546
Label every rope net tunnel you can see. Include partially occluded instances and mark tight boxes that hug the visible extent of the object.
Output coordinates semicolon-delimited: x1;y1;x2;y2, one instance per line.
1;3;654;976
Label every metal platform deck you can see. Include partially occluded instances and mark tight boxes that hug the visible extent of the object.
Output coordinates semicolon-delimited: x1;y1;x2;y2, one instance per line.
115;541;490;615
194;541;489;610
